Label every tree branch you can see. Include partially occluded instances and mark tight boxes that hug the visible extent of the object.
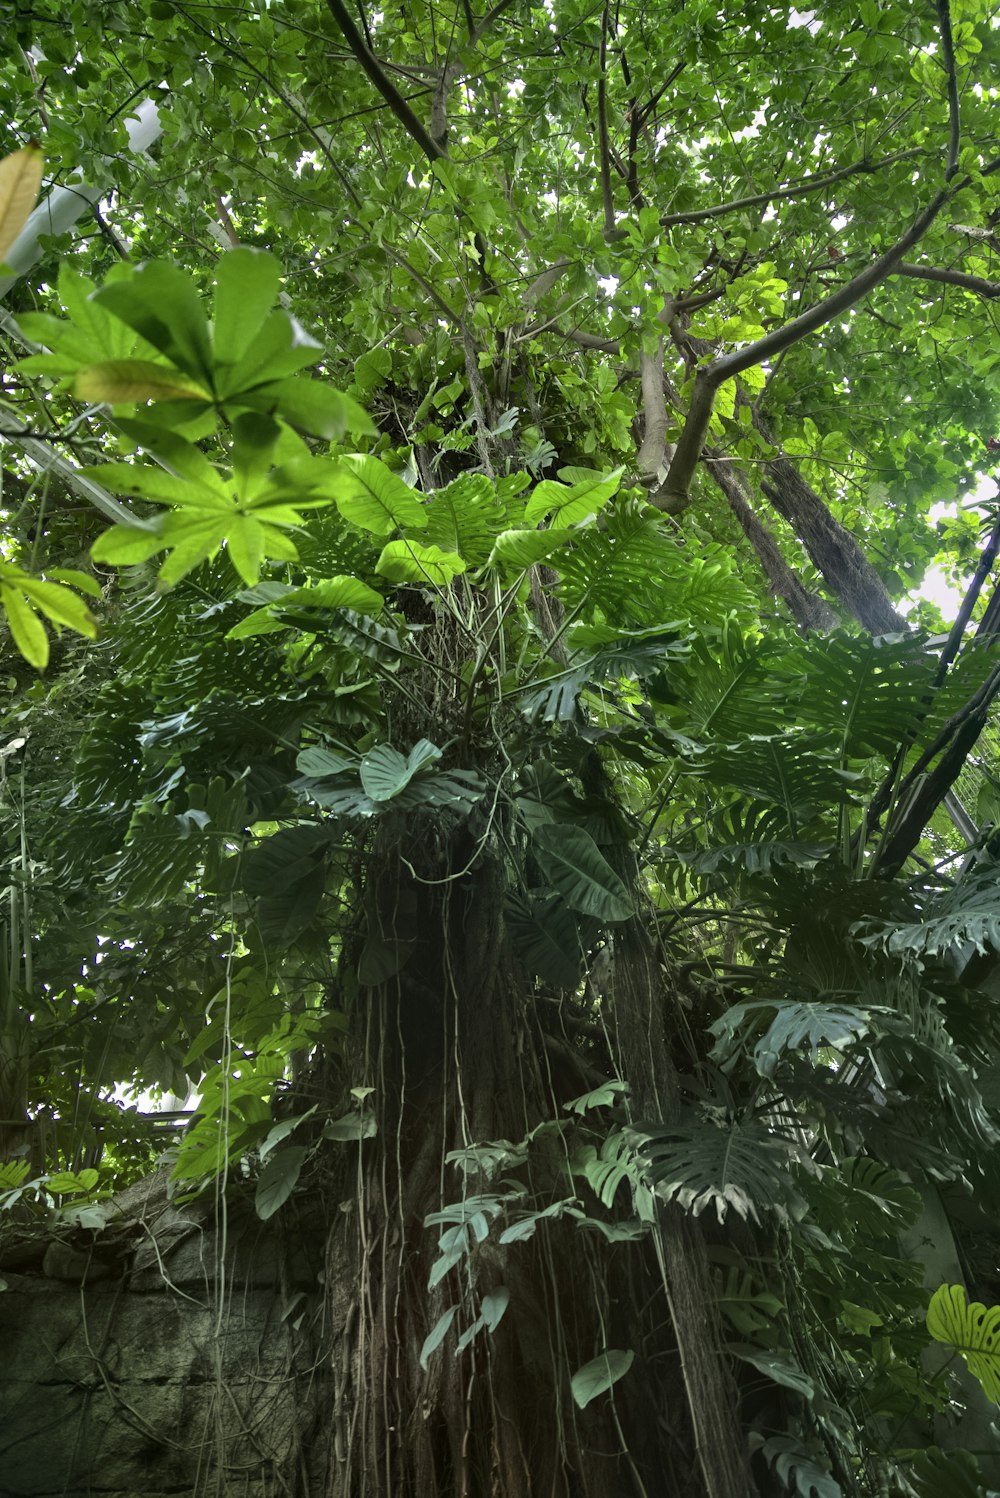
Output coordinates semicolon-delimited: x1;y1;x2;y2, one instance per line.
597;6;617;239
468;0;517;48
659;132;959;514
325;0;446;164
894;261;1000;297
659;148;925;229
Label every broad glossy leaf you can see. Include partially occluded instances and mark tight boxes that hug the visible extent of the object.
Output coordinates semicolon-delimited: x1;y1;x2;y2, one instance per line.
375;539;466;586
255;1145;307;1221
488;527;573;569
927;1284;1000;1404
333;455;428;534
523;468;622;527
570;1349;634;1409
360;740;441;801
532;824;632;922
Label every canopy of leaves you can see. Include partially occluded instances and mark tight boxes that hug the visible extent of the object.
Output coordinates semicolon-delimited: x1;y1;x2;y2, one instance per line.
4;3;1000;1496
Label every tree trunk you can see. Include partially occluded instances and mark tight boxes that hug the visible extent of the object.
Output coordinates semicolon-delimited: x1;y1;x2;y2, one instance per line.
303;805;755;1498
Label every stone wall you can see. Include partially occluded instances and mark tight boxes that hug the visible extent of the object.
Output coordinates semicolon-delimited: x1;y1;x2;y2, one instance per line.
0;1173;325;1498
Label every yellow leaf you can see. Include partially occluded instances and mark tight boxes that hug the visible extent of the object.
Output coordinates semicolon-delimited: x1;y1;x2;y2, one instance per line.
0;144;43;263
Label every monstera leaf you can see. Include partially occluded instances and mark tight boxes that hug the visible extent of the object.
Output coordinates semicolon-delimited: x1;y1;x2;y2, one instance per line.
635;1114;806;1224
927;1284;1000;1404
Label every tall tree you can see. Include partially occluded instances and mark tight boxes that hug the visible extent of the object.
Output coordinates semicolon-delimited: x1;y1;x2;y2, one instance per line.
4;4;1000;1496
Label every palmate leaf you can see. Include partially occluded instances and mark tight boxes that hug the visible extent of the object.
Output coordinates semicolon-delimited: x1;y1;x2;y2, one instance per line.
709;999;879;1078
750;1435;842;1498
857;858;1000;962
423;473;514;564
907;1447;993;1498
635;1114;805;1224
554;507;753;627
796;629;939;759
667;626;789;741
690;732;863;836
927;1284;1000;1404
0;562;99;669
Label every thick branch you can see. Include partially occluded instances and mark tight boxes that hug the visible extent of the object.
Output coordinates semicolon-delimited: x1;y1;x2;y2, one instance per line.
659;180;954;511
895;261;1000;297
635;343;671;483
874;664;1000;877
706;451;837;633
325;0;446;164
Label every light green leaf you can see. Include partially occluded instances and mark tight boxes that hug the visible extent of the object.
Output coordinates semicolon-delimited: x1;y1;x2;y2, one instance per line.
323;1112;377;1141
488;528;573;569
570;1349;634;1408
375;539;466;586
927;1284;1000;1404
2;589;49;668
93;262;214;381
523;469;622;527
481;1287;509;1333
213;248;282;365
261;379;375;439
333;456;428;534
74;360;210;404
0;143;43;262
90;525;166;568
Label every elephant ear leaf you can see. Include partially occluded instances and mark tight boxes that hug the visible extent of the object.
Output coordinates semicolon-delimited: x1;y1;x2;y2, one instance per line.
927;1284;1000;1404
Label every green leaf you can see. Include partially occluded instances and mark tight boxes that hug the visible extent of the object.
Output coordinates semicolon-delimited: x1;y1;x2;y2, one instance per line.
532;824;632;922
93;262;214;382
258;1107;318;1161
481;1287;509;1333
323;1112;377;1141
213;248;282;364
259;378;375;440
927;1284;1000;1404
90;525;166;568
523;468;622;527
360;740;441;802
333;456;428;534
0;143;43;262
730;1345;816;1399
488;527;573;569
570;1349;634;1408
420;1306;458;1369
254;1145;308;1220
709;1000;877;1077
375;539;466;586
636;1115;805;1224
74;359;210;404
2;588;49;668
